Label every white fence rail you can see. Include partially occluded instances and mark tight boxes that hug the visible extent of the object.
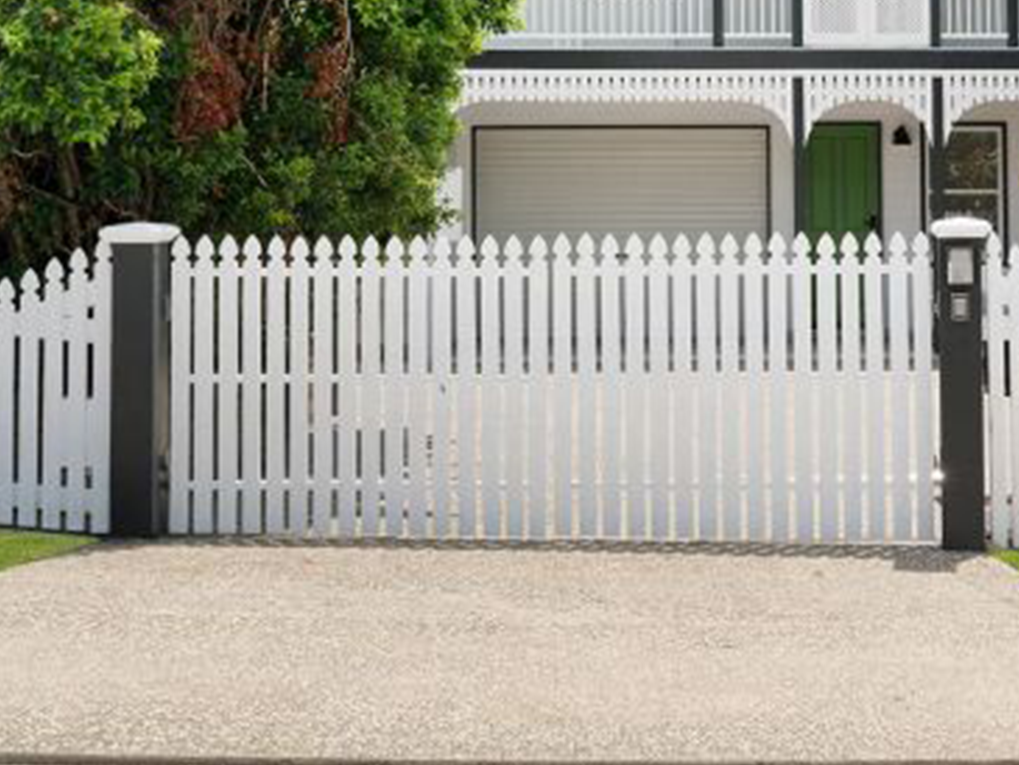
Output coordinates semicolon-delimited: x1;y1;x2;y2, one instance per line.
985;238;1019;549
168;231;938;544
0;249;111;533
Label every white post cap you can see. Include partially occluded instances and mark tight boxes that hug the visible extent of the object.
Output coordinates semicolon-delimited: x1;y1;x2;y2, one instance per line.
931;216;993;241
99;222;182;246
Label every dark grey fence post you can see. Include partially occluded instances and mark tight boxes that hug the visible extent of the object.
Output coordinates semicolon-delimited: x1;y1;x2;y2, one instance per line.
931;217;992;552
100;223;181;538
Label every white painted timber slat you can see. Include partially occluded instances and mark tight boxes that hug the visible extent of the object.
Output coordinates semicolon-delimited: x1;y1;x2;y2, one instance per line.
912;236;934;542
239;237;264;535
768;235;791;543
406;239;430;538
792;236;814;543
719;237;741;541
480;238;502;539
527;237;550;541
456;238;478;540
841;236;864;542
336;238;358;537
503;237;526;541
888;238;912;542
0;278;14;527
601;236;623;540
553;236;574;539
312;237;336;536
264;238;288;534
673;237;694;540
41;259;66;530
576;236;598;539
624;236;646;542
192;237;216;534
360;238;383;538
383;240;408;539
695;236;718;541
217;237;241;535
431;240;454;539
89;241;112;534
289;238;312;537
744;236;766;541
988;245;1011;548
864;237;888;542
816;238;839;542
16;269;42;528
64;252;91;533
648;236;670;542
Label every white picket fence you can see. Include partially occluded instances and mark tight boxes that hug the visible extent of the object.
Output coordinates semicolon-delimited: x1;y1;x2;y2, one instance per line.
167;231;938;544
985;237;1019;549
0;248;111;533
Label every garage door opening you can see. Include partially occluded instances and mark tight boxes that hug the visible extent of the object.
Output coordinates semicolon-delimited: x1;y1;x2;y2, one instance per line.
472;126;771;245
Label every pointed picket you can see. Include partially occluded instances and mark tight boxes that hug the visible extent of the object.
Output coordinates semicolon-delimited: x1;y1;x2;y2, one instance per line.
455;236;478;540
239;236;264;535
191;237;216;534
987;241;1011;549
289;237;312;537
790;234;815;542
336;237;359;537
64;251;92;533
553;234;574;539
503;236;527;540
41;258;66;530
217;237;241;535
672;236;694;540
601;235;623;540
527;236;551;541
431;238;455;539
0;279;14;527
863;234;887;541
383;237;407;539
648;235;671;542
311;237;336;536
694;234;718;541
816;236;839;541
360;238;383;538
841;234;865;542
263;237;288;535
911;235;935;543
624;234;646;541
767;234;791;543
16;269;42;528
744;235;766;541
480;237;503;539
718;235;742;541
406;237;430;538
888;235;912;541
576;234;599;539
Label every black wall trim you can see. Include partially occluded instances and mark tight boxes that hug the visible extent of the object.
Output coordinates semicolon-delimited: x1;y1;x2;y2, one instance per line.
471;49;1019;70
470;124;774;243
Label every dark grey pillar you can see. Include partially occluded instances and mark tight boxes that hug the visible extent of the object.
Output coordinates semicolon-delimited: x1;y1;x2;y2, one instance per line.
931;218;992;552
713;0;725;47
930;0;942;47
793;77;807;236
792;0;804;47
1009;0;1018;47
101;223;180;538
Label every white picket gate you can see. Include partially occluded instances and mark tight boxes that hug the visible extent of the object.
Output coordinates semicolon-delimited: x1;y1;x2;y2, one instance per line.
167;231;939;544
0;247;112;533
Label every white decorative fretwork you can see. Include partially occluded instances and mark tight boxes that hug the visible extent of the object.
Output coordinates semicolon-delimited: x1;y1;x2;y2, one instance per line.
944;72;1019;141
461;69;795;138
804;71;933;142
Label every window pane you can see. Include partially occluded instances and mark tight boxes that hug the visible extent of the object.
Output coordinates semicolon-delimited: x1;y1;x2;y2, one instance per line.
944;192;1000;230
945;130;1000;191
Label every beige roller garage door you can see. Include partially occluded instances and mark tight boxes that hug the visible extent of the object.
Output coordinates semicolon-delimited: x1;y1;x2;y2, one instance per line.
473;127;769;244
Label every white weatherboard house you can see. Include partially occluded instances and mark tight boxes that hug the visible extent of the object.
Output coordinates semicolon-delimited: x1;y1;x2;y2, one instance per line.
440;0;1019;245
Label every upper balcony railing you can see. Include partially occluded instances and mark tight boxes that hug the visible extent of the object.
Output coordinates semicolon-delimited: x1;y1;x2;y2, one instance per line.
485;0;1012;50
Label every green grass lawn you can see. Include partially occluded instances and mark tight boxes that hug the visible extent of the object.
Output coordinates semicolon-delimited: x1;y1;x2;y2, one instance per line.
0;530;98;573
993;549;1019;573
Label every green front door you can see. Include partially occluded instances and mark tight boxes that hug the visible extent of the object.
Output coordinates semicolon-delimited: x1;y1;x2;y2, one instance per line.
806;124;881;245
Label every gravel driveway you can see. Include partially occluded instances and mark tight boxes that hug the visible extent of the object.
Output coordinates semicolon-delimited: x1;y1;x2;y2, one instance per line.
0;541;1018;763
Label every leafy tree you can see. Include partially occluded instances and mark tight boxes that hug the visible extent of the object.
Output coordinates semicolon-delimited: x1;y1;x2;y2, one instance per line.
0;0;518;275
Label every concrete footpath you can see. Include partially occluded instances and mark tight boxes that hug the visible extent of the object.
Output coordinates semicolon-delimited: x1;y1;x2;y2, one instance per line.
1;541;1018;763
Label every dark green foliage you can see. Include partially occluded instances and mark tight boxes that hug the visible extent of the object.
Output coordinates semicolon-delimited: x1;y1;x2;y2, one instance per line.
0;0;518;275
